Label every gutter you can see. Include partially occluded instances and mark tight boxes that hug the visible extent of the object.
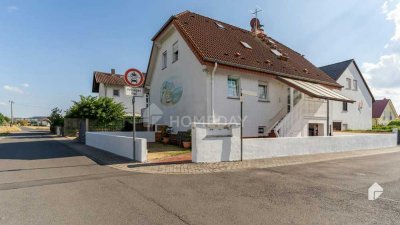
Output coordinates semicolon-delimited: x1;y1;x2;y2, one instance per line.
211;62;218;122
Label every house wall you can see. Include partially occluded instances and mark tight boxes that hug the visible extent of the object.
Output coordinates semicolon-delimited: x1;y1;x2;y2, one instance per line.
331;62;373;130
98;83;147;116
212;68;287;137
148;26;208;133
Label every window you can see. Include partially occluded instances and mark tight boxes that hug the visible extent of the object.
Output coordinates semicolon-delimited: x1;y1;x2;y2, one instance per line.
258;83;268;101
162;51;167;69
215;22;225;29
172;41;179;63
346;78;351;89
293;90;302;106
145;94;149;108
390;112;393;120
113;89;120;97
353;80;358;91
227;77;239;98
271;49;282;57
258;126;266;135
343;102;348;111
240;41;252;49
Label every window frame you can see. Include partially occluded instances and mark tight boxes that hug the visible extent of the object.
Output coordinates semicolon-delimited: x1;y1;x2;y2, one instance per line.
162;51;167;69
346;78;351;90
258;82;269;102
172;41;179;63
113;89;120;97
342;102;348;112
353;80;358;91
227;77;240;99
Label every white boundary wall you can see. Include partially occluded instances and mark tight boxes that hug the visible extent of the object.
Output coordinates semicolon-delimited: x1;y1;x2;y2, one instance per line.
244;132;398;160
86;132;147;162
192;123;241;163
90;131;156;143
192;123;398;163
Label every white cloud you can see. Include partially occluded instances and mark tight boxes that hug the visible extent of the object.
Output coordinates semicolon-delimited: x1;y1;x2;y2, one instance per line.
21;83;29;88
7;5;18;12
361;1;400;111
0;102;7;107
3;85;23;94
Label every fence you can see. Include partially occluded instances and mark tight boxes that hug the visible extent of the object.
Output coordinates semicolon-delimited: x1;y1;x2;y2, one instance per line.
192;123;399;163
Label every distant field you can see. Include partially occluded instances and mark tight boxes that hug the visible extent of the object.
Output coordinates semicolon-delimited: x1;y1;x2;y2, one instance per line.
0;126;21;135
22;126;50;131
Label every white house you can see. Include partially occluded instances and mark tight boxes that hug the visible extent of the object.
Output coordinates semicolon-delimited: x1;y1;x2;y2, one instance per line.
319;59;374;131
372;98;398;126
92;69;149;116
144;11;354;137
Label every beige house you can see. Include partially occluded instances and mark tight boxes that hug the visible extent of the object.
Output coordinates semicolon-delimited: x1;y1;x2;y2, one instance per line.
372;98;398;126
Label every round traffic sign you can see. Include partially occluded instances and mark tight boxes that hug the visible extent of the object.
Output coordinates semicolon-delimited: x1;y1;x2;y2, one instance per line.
124;68;145;87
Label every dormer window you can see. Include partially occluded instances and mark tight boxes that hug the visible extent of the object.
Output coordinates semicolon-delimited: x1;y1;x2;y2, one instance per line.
215;22;225;29
240;41;252;49
271;49;282;57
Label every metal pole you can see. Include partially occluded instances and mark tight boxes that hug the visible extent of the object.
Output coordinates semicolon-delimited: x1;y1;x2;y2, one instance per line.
132;96;136;161
240;89;243;161
9;100;14;127
327;99;330;136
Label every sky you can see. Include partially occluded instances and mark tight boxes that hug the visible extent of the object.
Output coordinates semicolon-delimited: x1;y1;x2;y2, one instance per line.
0;0;399;118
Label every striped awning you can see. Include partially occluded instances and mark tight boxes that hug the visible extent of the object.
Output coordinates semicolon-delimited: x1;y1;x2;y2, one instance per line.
277;77;355;103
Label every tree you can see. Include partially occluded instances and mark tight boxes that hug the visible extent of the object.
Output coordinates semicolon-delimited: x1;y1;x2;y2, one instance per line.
49;107;64;126
0;113;10;126
65;96;125;123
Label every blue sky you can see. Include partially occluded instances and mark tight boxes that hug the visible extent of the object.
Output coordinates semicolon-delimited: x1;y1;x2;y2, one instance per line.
0;0;399;117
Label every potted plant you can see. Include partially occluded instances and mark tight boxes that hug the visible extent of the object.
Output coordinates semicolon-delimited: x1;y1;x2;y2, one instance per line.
161;126;171;144
182;129;192;149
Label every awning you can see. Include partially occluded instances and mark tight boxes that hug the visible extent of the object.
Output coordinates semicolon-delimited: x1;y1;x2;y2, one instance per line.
276;77;355;103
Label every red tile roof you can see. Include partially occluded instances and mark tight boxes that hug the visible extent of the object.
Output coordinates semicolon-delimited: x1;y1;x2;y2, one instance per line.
92;71;146;92
94;72;126;86
372;99;390;118
153;11;341;88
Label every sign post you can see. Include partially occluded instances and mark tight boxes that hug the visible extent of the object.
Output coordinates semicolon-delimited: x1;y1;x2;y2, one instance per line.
124;68;145;161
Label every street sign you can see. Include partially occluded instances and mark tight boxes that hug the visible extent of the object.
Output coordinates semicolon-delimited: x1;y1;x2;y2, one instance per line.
125;87;144;97
241;90;257;97
124;68;145;87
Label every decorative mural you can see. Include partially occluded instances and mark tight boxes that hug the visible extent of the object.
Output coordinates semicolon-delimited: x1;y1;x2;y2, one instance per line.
160;77;183;106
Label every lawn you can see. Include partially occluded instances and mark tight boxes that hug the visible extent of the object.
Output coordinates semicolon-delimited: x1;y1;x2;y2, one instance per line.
147;142;191;161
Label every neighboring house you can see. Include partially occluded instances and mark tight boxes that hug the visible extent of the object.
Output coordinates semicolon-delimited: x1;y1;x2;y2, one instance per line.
372;98;398;126
319;59;374;131
92;69;149;116
144;11;353;137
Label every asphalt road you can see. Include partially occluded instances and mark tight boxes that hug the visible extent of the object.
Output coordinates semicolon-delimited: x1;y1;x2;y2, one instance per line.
0;128;400;225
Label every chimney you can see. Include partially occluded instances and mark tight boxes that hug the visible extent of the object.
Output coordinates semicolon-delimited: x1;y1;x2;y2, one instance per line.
250;18;265;36
111;68;115;75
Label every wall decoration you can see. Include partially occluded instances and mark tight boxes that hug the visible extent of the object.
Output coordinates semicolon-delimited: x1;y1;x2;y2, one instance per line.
160;78;183;106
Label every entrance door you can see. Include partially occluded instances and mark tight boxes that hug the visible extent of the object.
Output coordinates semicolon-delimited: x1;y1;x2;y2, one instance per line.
333;122;342;131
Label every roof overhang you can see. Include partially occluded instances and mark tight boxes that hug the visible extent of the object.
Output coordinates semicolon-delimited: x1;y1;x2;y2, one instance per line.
276;77;355;103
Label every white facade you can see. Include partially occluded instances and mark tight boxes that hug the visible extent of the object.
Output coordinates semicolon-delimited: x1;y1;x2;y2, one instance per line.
331;62;373;130
145;24;335;137
98;83;148;116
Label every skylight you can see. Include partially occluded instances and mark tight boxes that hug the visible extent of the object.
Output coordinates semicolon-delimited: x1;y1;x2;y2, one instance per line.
215;22;225;29
271;49;282;57
240;41;252;49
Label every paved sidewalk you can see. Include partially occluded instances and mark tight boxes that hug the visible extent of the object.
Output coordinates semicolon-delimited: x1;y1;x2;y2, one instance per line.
58;138;400;174
115;147;400;174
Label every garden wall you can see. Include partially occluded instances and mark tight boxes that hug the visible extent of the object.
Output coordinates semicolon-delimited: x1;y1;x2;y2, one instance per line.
86;132;147;162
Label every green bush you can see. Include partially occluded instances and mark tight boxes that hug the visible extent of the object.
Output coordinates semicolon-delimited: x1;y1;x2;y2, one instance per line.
388;120;400;126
